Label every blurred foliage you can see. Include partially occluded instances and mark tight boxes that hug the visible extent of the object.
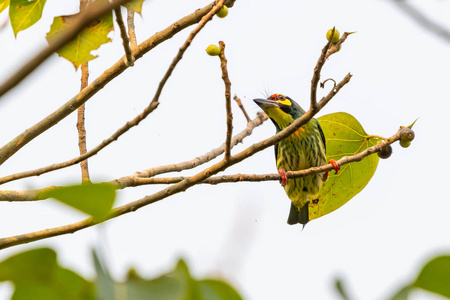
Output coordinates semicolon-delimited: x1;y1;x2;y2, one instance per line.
335;255;450;300
310;112;380;220
0;248;242;300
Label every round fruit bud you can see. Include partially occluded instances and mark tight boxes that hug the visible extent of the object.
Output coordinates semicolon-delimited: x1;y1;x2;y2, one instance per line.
400;139;411;148
216;5;228;18
400;127;415;142
206;44;221;56
326;28;340;44
378;144;393;159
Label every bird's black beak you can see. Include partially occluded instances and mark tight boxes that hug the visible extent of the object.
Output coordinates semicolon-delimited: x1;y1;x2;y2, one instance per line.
253;98;280;109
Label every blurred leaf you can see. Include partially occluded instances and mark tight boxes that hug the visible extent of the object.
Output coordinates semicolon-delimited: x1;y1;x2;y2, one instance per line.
9;0;46;36
389;285;411;300
94;253;243;300
0;248;94;300
334;277;351;300
126;259;192;300
43;182;116;220
310;112;380;220
93;250;116;300
198;279;242;300
413;255;450;298
0;0;9;14
46;5;113;69
123;0;145;14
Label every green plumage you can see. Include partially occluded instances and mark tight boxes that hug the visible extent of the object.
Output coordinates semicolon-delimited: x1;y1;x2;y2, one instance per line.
254;94;326;226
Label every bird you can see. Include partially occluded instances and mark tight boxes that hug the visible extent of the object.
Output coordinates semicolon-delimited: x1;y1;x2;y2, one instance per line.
254;94;339;226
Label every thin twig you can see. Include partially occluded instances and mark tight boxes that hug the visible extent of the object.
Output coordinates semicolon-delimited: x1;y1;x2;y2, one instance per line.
77;0;91;183
233;95;251;123
0;0;237;166
127;9;137;49
219;41;233;161
78;63;90;183
0;0;131;98
114;7;135;66
310;27;334;111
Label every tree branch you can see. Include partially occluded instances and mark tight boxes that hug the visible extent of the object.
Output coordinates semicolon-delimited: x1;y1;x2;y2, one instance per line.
392;0;450;43
233;95;251;123
310;28;333;111
219;41;233;161
0;0;237;166
114;7;135;66
127;8;137;49
77;63;90;183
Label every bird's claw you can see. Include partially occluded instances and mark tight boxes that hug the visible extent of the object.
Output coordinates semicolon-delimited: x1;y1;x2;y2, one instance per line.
323;159;340;182
278;169;287;186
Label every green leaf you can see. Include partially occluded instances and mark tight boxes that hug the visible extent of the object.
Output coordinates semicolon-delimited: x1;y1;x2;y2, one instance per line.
123;0;145;14
46;8;113;69
334;277;352;300
43;183;116;220
198;279;243;300
310;112;380;220
388;285;411;300
414;255;450;298
0;0;10;14
0;248;94;300
9;0;46;37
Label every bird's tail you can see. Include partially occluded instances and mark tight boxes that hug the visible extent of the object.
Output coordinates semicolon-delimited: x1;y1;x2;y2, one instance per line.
287;202;309;227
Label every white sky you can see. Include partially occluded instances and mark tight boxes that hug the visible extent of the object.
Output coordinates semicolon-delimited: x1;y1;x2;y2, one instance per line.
0;0;450;299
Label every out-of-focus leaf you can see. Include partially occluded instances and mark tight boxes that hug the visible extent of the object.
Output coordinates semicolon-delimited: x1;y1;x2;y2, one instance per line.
43;183;116;220
389;285;411;300
46;7;113;69
0;248;94;300
414;255;450;298
123;0;145;14
93;250;116;300
0;0;10;14
198;279;242;300
310;112;380;220
9;0;46;36
334;277;352;300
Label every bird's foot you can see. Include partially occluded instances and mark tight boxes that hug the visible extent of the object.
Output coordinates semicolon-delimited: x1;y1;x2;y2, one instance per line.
323;159;340;181
278;169;288;186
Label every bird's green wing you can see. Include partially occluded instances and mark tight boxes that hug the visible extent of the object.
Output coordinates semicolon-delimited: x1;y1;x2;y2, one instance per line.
317;120;326;153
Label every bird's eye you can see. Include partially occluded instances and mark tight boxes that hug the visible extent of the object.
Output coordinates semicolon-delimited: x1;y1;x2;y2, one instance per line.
278;95;285;100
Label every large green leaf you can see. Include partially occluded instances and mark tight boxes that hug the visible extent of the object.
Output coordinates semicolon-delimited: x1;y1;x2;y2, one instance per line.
0;0;9;14
413;255;450;298
42;182;116;220
123;0;145;14
0;248;94;300
9;0;46;36
309;112;380;220
46;7;113;69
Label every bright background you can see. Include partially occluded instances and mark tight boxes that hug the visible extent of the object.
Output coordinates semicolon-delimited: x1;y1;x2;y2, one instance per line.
0;0;449;299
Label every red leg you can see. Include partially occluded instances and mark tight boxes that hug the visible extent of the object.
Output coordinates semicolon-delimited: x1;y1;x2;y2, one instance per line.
278;169;287;186
323;159;340;182
329;159;340;174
